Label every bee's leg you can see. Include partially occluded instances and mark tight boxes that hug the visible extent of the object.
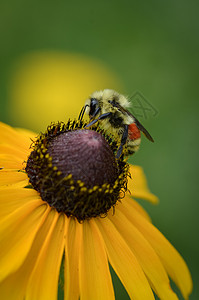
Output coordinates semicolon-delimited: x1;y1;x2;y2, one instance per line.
85;112;112;128
116;124;129;159
91;106;101;118
85;119;98;127
78;105;89;121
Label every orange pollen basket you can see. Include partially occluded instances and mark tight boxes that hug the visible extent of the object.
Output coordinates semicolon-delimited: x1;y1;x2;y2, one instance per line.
128;123;141;140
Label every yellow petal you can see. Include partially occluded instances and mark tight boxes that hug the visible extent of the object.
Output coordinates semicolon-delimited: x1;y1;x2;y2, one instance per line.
0;207;57;300
0;154;24;169
120;196;193;300
0;201;48;281
0;144;28;160
79;219;115;300
0;179;29;189
110;206;178;300
128;165;159;204
0;170;28;186
64;218;81;300
15;127;37;142
0;186;41;218
125;196;152;222
0;122;33;153
26;212;67;300
96;217;155;300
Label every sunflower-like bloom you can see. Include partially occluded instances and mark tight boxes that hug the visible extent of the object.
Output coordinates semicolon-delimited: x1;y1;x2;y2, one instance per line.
0;121;192;300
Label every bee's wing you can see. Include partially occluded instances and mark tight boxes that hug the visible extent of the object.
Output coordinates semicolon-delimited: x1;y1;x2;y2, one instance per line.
110;100;132;116
133;117;154;142
110;101;154;142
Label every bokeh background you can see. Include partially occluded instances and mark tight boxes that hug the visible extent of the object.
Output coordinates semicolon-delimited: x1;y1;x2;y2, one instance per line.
0;0;198;299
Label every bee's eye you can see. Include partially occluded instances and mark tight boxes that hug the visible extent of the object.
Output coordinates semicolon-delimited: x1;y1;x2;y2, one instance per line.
90;98;99;117
90;98;98;106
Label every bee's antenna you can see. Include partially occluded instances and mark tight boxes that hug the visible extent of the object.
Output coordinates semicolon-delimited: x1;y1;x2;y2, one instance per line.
78;105;88;121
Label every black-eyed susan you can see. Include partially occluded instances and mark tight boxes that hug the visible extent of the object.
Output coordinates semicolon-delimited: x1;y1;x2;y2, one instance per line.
0;121;192;300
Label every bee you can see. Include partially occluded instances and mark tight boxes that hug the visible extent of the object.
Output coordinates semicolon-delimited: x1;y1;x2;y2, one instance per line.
78;89;154;158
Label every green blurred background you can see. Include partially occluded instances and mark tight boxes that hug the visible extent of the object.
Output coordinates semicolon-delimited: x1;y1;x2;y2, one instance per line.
0;0;198;299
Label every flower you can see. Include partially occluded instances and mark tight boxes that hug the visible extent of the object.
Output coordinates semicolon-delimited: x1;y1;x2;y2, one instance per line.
0;121;192;300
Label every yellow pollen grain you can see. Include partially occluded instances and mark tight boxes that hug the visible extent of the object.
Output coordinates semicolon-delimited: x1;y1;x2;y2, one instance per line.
77;180;84;187
102;183;108;189
93;186;98;192
113;182;118;189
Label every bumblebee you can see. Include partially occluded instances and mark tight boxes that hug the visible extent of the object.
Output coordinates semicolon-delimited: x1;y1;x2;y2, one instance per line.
78;89;154;158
